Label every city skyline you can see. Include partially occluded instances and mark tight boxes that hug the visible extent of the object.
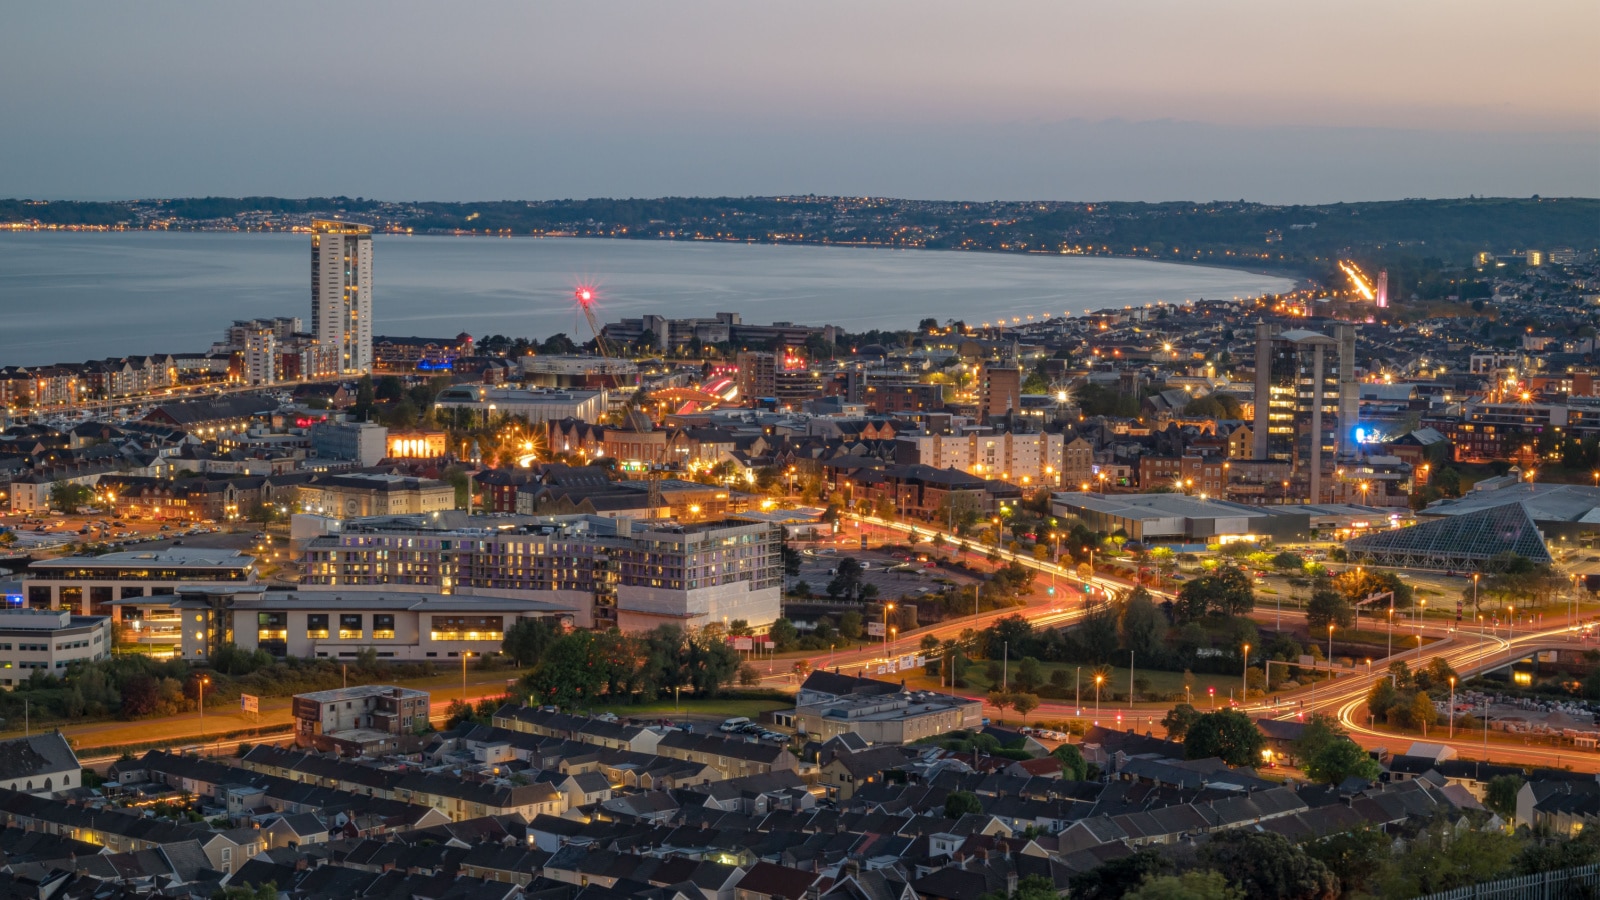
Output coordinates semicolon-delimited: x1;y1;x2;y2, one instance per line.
3;2;1596;203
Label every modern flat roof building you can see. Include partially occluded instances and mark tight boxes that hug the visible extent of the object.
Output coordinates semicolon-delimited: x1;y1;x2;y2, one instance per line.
433;385;608;425
0;609;112;686
300;513;783;631
23;549;256;616
1050;491;1394;544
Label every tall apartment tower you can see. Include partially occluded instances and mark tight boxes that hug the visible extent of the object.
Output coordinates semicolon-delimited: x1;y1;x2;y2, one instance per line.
1250;322;1358;503
311;220;374;374
978;362;1021;423
242;326;277;386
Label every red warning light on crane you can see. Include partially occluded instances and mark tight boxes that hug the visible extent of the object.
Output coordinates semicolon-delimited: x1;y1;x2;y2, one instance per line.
576;287;595;305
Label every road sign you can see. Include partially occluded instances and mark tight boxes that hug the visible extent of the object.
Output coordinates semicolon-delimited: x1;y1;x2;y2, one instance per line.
867;622;886;637
240;694;259;714
733;637;754;650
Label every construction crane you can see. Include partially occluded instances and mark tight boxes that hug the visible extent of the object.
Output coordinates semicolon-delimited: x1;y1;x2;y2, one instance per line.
575;287;612;357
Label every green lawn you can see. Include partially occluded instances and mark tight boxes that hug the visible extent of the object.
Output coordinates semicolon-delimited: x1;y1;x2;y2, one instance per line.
960;660;1249;704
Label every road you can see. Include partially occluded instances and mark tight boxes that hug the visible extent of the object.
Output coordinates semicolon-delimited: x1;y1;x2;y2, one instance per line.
807;515;1600;771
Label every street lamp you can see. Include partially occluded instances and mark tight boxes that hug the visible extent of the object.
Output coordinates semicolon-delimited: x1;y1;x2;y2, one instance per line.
1449;676;1457;738
1094;673;1104;717
1241;643;1250;701
1327;624;1335;667
883;603;895;660
197;675;209;719
462;650;474;702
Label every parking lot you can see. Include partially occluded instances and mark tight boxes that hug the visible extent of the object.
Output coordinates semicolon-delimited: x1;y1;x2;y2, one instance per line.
789;547;979;601
0;510;234;551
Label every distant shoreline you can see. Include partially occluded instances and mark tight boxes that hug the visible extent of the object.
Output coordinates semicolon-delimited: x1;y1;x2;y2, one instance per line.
1;226;1319;292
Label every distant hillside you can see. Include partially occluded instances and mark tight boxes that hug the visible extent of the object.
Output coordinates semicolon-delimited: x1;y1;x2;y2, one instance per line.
3;195;1594;285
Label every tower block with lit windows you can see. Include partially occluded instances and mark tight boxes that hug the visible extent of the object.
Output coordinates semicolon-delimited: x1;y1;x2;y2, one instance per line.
311;219;374;374
1250;322;1358;503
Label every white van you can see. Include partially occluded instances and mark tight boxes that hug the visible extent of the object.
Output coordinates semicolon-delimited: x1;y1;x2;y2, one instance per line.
719;717;752;732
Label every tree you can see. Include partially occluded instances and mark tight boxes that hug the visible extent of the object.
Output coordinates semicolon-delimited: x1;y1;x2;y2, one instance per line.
1161;703;1203;741
944;790;983;818
738;665;761;687
1409;691;1438;735
1291;712;1345;762
1305;738;1382;784
1052;742;1088;780
1068;850;1172;900
1198;831;1339;900
987;689;1014;723
1119;588;1168;659
1125;871;1242;900
1014;657;1043;693
1011;692;1040;724
1271;550;1304;572
1182;710;1265;767
839;611;863;640
215;882;278;900
1304;827;1388;898
1304;581;1354;631
49;482;94;513
1174;567;1254;622
501;618;561;666
1485;774;1524;823
770;618;799;650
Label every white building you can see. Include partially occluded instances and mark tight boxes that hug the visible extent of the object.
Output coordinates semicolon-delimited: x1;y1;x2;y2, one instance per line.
0;732;82;794
897;430;1065;488
433;385;609;425
0;609;113;686
311;219;374;374
242;326;277;385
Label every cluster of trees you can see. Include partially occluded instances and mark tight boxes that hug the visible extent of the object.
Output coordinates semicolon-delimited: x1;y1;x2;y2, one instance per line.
505;619;743;709
1366;657;1460;735
1067;804;1600;900
1173;567;1255;622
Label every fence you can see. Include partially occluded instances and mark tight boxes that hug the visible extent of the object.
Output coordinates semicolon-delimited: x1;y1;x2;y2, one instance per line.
1416;863;1600;900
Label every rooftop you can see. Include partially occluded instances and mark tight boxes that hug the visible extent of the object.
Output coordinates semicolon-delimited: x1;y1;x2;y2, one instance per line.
295;685;429;704
30;549;255;570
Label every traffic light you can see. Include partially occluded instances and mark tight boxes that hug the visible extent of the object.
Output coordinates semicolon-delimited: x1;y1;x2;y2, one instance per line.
1047;586;1056;596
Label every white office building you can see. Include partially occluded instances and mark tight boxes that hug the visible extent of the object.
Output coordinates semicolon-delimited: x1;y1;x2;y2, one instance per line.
311;219;374;374
0;609;113;686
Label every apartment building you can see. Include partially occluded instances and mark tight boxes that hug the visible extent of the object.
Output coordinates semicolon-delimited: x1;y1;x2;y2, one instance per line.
896;429;1064;488
300;514;783;631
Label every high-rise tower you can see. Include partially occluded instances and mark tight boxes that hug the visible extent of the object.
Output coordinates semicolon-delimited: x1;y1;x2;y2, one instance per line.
311;219;374;374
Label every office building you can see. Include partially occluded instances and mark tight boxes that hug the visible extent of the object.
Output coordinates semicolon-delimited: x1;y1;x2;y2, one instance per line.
311;219;374;374
1251;322;1358;503
780;673;982;745
300;513;783;631
978;362;1021;422
0;609;113;686
310;421;389;467
22;549;256;617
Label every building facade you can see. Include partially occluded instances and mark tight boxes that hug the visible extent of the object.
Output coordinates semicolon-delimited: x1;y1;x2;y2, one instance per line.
1250;323;1358;503
0;609;113;686
300;514;784;631
897;430;1064;488
311;219;374;374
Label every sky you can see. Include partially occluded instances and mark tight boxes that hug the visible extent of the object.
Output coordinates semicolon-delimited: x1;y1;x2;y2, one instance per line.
3;1;1596;204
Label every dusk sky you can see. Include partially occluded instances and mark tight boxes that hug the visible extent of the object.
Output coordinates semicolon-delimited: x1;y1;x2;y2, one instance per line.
4;1;1596;203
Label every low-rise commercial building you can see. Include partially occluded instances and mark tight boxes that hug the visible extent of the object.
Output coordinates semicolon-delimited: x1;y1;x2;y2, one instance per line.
23;549;256;616
0;609;112;686
292;685;431;753
434;385;608;425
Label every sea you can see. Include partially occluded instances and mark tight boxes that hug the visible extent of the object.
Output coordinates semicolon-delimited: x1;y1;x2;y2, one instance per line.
0;232;1295;367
